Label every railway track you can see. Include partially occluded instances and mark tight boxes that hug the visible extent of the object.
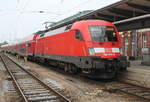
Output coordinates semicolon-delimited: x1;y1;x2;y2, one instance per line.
106;81;150;102
0;54;71;102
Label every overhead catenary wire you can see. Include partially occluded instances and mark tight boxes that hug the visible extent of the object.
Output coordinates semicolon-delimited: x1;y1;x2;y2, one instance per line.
20;0;31;14
60;0;64;3
17;0;20;4
11;0;31;44
63;0;92;13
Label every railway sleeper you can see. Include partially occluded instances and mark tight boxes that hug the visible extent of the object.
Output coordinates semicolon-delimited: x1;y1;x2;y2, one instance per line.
27;95;57;102
18;82;41;86
24;88;49;92
41;100;61;102
18;82;41;85
24;90;50;95
21;86;45;90
26;93;53;98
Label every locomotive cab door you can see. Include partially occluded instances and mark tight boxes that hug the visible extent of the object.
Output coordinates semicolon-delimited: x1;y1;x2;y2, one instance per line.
39;33;45;56
73;29;87;56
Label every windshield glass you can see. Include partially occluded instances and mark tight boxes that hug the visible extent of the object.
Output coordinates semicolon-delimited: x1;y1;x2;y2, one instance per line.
89;26;118;42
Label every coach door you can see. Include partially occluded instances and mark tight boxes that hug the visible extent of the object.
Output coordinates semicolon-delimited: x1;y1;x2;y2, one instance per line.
26;42;31;55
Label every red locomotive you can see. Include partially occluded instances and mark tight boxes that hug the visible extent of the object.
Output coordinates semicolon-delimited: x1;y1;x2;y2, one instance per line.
1;20;129;79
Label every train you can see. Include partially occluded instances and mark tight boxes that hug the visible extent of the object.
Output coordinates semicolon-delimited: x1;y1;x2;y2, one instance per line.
1;20;129;79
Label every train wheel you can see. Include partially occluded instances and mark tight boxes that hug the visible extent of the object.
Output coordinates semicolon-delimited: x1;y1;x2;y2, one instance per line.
70;64;78;74
64;64;68;72
64;64;78;74
121;67;127;71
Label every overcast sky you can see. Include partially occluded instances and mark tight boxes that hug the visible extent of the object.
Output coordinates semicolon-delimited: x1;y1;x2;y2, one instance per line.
0;0;120;43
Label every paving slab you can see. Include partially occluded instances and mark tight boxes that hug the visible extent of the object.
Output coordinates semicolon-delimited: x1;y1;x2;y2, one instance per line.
119;60;150;88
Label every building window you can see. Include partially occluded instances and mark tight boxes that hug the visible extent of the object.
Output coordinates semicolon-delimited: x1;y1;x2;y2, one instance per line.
143;34;147;48
124;35;128;56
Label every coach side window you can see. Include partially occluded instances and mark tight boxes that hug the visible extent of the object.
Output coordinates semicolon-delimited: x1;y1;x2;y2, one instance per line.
75;30;83;40
27;43;31;48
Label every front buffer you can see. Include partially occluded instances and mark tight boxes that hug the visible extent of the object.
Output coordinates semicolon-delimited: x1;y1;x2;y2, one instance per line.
81;56;129;79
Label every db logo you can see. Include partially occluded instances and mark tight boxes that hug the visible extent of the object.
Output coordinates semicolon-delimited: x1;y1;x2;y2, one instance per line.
105;48;112;52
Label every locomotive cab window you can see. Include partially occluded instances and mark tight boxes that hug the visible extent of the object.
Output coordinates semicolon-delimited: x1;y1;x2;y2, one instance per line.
75;30;83;40
89;26;118;42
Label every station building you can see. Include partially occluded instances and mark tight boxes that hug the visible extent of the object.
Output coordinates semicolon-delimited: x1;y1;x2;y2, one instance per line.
120;28;150;60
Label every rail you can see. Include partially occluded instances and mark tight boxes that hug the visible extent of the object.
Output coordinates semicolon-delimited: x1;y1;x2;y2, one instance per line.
0;54;71;102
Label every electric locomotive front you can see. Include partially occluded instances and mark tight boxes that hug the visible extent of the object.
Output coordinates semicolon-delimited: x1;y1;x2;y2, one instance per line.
73;20;128;78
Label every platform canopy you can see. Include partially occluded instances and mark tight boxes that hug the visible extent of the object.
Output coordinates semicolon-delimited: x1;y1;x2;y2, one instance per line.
49;0;150;31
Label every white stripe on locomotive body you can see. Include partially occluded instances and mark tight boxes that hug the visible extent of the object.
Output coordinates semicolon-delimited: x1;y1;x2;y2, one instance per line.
112;48;120;53
94;48;105;53
93;48;120;53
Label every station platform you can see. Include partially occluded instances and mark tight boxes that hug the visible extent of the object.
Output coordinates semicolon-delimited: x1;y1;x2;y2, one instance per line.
141;54;150;66
119;60;150;88
130;60;150;70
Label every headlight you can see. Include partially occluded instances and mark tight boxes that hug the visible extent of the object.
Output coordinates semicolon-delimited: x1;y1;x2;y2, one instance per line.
112;48;120;53
88;48;95;56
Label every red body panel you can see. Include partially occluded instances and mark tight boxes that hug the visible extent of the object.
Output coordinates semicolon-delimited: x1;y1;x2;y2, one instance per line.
35;20;122;59
42;31;86;56
36;31;80;56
